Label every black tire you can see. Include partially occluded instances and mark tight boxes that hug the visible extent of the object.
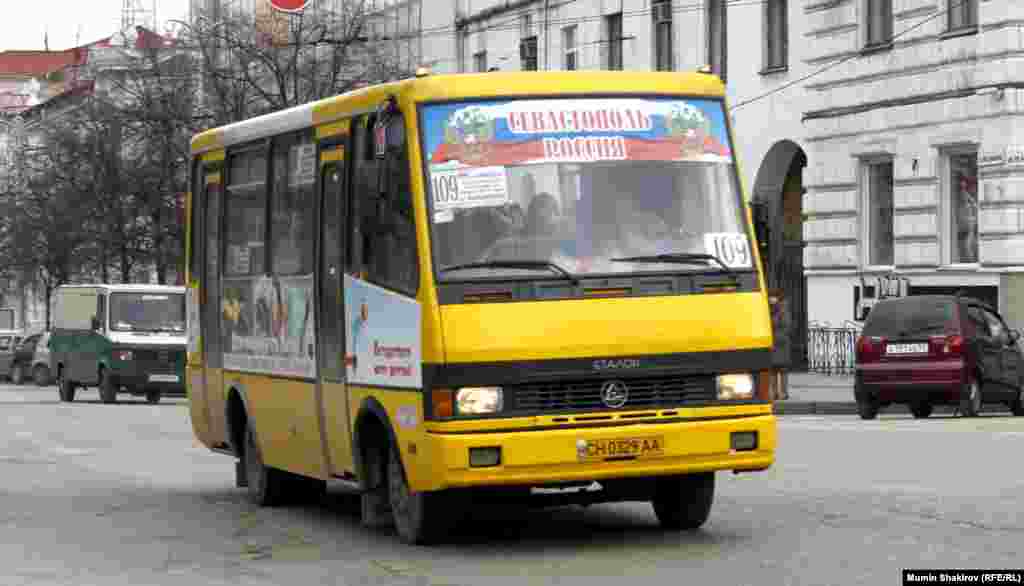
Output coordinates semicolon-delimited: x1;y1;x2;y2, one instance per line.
388;445;450;545
98;369;118;404
910;402;933;419
10;364;24;386
145;390;161;404
57;367;76;403
243;424;290;507
652;472;715;530
33;365;51;387
960;378;981;417
857;399;879;420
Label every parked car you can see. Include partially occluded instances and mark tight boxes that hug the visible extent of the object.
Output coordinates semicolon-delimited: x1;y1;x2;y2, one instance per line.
9;331;54;387
854;294;1024;420
0;331;24;380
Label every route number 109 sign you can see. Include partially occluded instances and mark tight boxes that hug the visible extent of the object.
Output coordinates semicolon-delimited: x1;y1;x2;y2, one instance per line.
704;233;752;268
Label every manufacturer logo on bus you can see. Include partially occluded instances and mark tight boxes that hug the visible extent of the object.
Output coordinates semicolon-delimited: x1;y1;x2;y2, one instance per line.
601;380;629;409
593;358;641;370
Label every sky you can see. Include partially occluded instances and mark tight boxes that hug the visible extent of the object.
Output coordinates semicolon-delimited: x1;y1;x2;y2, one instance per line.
0;0;191;52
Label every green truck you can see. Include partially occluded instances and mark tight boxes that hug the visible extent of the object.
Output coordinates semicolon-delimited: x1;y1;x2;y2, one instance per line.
49;284;187;404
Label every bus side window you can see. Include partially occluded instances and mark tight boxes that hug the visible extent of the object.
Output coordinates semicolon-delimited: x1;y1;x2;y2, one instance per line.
347;114;377;278
370;113;418;295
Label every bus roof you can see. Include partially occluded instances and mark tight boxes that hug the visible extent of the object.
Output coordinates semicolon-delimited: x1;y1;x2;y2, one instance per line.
56;284;186;294
190;70;726;156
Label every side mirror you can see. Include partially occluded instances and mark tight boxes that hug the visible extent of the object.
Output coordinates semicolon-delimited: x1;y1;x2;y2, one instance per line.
90;316;100;331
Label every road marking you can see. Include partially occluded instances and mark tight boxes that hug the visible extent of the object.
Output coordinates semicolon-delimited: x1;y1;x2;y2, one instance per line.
51;446;94;456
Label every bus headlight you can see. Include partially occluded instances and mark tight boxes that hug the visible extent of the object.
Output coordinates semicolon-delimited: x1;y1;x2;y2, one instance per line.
717;374;754;400
455;387;503;415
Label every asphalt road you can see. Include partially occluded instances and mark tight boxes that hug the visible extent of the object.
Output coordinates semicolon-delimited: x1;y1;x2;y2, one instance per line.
2;383;1023;586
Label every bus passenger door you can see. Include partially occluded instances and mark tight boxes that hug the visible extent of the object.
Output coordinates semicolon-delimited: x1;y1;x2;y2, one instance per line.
202;174;228;447
317;154;354;475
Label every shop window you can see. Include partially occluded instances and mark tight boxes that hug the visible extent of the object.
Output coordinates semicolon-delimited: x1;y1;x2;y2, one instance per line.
270;133;316;275
949;152;979;264
224;150;267;276
866;159;894;266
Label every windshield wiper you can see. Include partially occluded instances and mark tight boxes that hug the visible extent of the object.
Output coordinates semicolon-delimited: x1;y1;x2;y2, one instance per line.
441;260;579;285
610;252;737;279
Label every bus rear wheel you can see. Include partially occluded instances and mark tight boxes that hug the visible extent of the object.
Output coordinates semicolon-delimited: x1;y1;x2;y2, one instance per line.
387;446;449;545
651;472;715;530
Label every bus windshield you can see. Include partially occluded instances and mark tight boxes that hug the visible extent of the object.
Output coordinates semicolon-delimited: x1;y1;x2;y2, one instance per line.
420;96;752;280
110;293;186;333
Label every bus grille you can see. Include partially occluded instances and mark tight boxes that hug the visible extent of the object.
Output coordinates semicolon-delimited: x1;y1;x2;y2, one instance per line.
511;374;718;412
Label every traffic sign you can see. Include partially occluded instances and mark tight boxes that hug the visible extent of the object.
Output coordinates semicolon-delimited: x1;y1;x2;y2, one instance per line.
268;0;312;12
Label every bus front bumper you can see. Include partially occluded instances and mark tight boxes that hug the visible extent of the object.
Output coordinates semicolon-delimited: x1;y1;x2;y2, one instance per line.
415;413;775;492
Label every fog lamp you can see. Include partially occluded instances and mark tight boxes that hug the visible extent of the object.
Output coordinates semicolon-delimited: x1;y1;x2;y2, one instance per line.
731;431;758;451
469;447;501;467
717;373;754;400
455;387;503;414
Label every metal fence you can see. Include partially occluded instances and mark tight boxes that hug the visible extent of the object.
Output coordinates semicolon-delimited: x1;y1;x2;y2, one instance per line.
806;323;860;375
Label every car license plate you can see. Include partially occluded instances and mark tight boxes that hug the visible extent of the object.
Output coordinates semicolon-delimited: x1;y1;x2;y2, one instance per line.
148;374;179;383
886;343;927;355
577;437;665;461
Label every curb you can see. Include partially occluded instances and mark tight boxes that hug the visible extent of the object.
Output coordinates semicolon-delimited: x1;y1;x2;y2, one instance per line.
773;401;959;416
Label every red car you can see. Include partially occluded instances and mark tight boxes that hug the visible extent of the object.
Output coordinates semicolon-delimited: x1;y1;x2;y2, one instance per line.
854;294;1024;419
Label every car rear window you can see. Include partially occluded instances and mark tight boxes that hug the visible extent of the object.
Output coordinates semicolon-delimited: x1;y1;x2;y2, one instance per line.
862;297;957;337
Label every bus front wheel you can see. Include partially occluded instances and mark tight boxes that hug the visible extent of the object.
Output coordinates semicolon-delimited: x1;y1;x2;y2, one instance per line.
651;472;714;530
243;425;290;507
387;446;449;545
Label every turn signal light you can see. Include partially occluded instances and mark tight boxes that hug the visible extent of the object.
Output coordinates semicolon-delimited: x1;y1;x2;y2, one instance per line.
432;389;454;418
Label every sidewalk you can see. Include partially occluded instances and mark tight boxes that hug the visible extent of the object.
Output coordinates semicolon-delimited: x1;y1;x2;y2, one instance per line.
773;371;958;416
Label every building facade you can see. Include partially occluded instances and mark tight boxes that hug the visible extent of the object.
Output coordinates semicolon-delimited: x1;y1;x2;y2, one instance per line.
801;0;1024;330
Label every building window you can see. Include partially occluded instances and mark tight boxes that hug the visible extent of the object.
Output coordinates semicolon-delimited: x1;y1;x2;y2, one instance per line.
763;0;788;71
948;0;978;31
605;12;623;70
520;36;538;71
520;12;533;38
474;51;488;72
866;159;895;266
949;152;979;264
563;25;578;71
707;0;727;81
652;0;673;71
865;0;893;48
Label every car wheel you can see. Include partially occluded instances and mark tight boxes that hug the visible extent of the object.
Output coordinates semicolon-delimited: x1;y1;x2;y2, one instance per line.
10;364;24;386
910;402;933;419
33;365;51;387
857;398;880;420
145;390;162;404
960;378;981;417
57;367;76;403
1012;384;1024;417
388;445;449;545
98;368;118;404
652;472;715;531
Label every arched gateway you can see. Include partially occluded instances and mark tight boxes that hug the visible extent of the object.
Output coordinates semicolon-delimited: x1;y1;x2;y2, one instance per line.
752;140;808;370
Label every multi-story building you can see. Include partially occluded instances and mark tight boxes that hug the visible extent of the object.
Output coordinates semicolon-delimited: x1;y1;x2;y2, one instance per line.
801;1;1024;330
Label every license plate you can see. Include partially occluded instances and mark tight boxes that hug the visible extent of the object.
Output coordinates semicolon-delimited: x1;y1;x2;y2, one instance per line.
886;343;927;355
577;436;665;461
148;374;180;383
